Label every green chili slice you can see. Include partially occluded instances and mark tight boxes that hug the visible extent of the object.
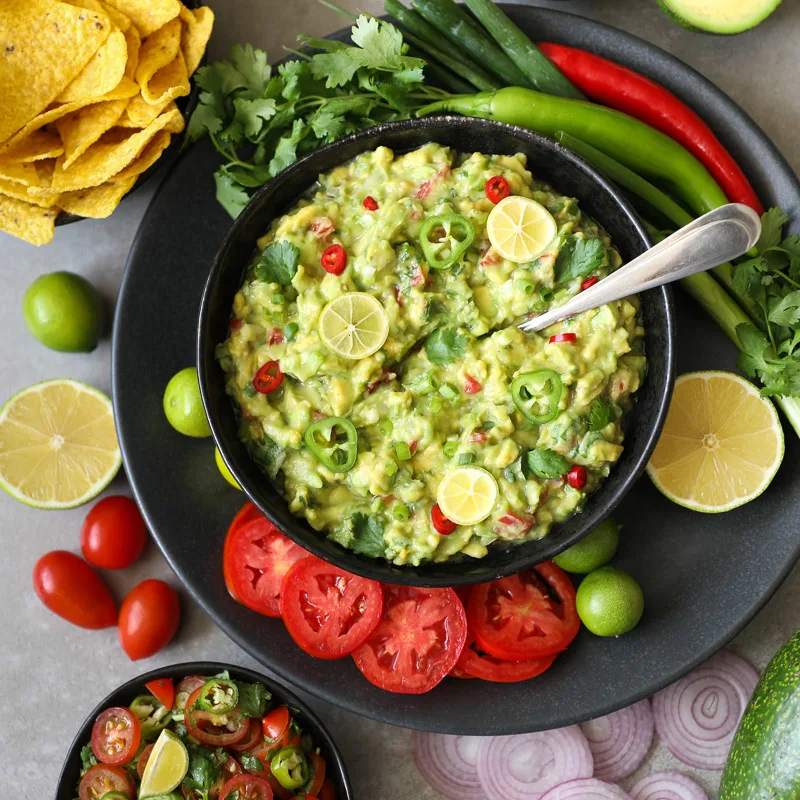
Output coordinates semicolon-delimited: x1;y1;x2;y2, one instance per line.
419;213;475;270
511;369;563;424
270;745;309;790
129;695;170;740
196;678;238;714
304;416;358;472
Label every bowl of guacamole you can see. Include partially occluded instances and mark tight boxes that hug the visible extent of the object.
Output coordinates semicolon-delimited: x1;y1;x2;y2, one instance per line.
198;116;674;586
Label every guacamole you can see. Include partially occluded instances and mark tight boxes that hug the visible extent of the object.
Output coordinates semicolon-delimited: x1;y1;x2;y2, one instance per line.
217;143;645;566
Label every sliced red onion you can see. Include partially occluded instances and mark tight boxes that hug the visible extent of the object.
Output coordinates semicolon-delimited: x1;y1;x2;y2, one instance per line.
540;778;631;799
412;731;488;800
477;726;593;800
652;649;759;770
579;698;654;781
629;771;709;800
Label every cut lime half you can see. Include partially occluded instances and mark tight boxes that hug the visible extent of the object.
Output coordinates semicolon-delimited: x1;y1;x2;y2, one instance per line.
139;729;189;797
437;466;498;526
319;292;389;360
486;195;557;263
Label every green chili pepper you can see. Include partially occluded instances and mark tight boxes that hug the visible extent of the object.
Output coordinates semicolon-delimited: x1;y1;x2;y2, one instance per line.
394;441;412;461
511;369;563;424
459;453;476;465
283;322;299;341
419;213;475;270
271;746;309;790
304;416;358;472
196;678;238;714
129;695;170;740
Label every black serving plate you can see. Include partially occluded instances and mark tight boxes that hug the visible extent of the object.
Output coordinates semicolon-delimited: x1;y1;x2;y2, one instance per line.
113;6;800;734
55;662;353;800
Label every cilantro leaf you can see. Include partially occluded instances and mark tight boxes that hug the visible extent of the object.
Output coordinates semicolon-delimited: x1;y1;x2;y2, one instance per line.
268;119;308;177
310;108;347;142
769;290;800;327
587;397;618;431
185;101;223;142
80;744;98;772
758;207;789;251
350;513;386;558
185;752;221;790
425;328;468;365
233;98;277;140
235;681;270;717
526;448;570;479
350;16;425;73
254;241;300;285
555;237;607;283
310;50;361;88
247;434;286;480
214;167;250;219
240;754;265;771
228;43;272;99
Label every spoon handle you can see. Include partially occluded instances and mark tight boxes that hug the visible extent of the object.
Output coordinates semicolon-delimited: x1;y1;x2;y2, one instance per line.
518;203;762;334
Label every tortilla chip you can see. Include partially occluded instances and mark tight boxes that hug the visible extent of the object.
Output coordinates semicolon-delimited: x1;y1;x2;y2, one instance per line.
1;130;64;162
40;107;180;192
0;158;41;186
56;98;129;168
0;0;112;144
57;28;128;103
142;49;190;106
62;0;130;30
57;175;136;217
102;0;180;38
0;194;57;246
119;93;167;127
0;177;61;208
123;23;141;80
113;130;171;181
163;106;185;134
179;5;214;76
135;17;180;96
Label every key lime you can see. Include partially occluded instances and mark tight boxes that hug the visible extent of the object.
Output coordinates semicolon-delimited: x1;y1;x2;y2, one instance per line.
437;466;498;526
215;446;241;490
319;292;389;360
0;379;121;509
139;729;189;797
647;371;783;513
486;195;557;263
577;566;644;637
23;271;104;352
554;517;619;574
163;367;212;438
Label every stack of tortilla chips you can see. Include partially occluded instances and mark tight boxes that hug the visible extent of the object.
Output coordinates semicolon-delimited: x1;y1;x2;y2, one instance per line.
0;0;214;246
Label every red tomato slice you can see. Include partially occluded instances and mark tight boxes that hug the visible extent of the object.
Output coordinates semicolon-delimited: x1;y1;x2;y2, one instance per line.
91;707;141;765
79;764;136;800
145;677;175;710
185;687;250;746
455;634;557;682
224;504;264;602
468;561;580;661
262;706;290;743
224;518;308;617
319;778;336;800
352;586;467;694
306;752;326;796
137;743;154;778
219;774;274;800
231;717;264;752
280;557;384;659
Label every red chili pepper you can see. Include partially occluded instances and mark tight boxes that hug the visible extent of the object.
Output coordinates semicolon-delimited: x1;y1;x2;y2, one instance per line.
311;216;334;237
409;440;418;456
321;244;347;275
538;43;763;214
252;361;283;394
431;503;457;535
469;431;488;444
229;318;243;332
580;276;599;291
567;465;587;490
411;264;425;287
268;327;284;345
550;333;577;344
392;286;404;307
464;375;482;394
363;196;378;211
480;246;500;267
485;175;510;204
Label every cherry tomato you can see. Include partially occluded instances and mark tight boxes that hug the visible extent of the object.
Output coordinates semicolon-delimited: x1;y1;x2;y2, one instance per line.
463;375;482;394
262;706;290;744
253;361;283;394
219;774;274;800
80;495;148;569
144;677;175;710
32;551;116;629
567;465;588;489
280;557;384;659
318;779;336;800
91;707;141;765
549;332;578;344
468;562;580;661
231;717;264;752
137;743;154;778
321;244;347;275
79;764;135;800
118;579;180;661
185;687;251;746
580;276;599;291
362;196;378;211
176;675;207;703
455;633;557;682
352;586;467;694
431;504;457;536
485;175;510;204
306;752;326;796
224;518;308;617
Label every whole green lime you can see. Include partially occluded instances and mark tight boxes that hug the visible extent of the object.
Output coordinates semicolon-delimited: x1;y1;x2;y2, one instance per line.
23;271;104;352
554;518;619;574
576;566;644;637
163;367;212;438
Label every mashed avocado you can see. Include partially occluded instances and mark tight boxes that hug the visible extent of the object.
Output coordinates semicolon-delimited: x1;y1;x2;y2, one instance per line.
217;143;645;566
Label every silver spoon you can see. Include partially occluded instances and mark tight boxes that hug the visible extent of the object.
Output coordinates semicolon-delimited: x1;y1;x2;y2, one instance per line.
518;203;762;334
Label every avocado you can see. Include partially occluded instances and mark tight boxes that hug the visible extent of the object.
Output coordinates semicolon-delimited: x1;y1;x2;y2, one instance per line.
719;629;800;799
658;0;782;34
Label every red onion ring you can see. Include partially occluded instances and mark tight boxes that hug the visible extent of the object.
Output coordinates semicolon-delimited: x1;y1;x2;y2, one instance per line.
580;698;654;781
477;726;593;800
652;649;759;770
629;771;709;800
412;731;488;800
540;778;632;799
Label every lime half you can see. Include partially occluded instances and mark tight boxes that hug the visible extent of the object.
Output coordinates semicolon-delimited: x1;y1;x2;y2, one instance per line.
437;466;498;526
215;446;241;490
139;729;189;797
486;195;557;263
319;292;389;360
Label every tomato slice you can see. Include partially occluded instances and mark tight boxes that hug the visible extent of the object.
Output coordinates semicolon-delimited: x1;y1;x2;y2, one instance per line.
262;706;290;743
224;518;308;617
306;752;326;796
468;561;580;661
185;687;251;746
219;774;274;800
455;633;557;682
91;707;141;765
279;557;384;659
231;717;265;752
78;764;136;800
352;586;467;694
137;743;154;778
225;504;264;602
145;677;175;710
318;778;336;800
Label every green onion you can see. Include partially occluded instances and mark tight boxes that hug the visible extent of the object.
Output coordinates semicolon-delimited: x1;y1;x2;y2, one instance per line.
539;286;554;304
392;503;410;521
271;312;285;323
429;396;443;414
439;382;459;401
386;459;398;476
515;278;536;295
378;419;393;436
272;294;285;305
459;452;476;465
394;441;412;461
371;497;383;513
283;322;299;341
443;440;459;458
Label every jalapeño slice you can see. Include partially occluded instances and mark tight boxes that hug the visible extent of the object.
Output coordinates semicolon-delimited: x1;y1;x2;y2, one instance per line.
511;369;563;424
419;214;475;270
304;416;358;473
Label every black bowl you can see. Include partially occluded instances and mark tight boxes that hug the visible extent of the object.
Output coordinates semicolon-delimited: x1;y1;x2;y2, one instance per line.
55;661;353;800
198;115;675;586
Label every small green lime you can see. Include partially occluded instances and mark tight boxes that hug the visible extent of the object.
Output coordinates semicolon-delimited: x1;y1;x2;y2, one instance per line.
163;367;211;438
23;271;104;352
215;446;241;490
576;566;644;637
554;518;619;574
